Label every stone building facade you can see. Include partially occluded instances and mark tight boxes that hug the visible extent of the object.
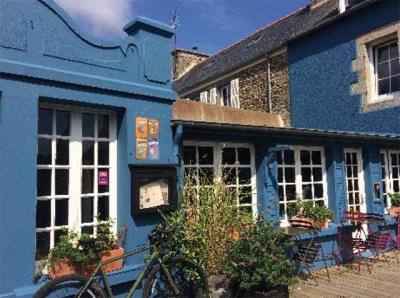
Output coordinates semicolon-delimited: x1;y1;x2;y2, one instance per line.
172;48;209;80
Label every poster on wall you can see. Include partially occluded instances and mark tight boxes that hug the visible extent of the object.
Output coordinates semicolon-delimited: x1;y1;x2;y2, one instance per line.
98;171;109;186
139;178;169;209
148;139;159;160
136;138;148;160
148;119;159;139
136;117;148;139
135;117;160;160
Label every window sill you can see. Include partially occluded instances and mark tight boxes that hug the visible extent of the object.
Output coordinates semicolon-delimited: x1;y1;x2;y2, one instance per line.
361;93;400;112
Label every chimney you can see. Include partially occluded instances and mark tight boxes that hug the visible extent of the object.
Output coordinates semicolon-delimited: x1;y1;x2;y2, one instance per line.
310;0;331;9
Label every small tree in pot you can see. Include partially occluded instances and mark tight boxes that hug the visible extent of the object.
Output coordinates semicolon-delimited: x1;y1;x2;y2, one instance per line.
388;193;400;217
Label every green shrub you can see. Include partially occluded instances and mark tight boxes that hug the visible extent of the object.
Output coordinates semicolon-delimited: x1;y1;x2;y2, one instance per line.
389;193;400;207
224;217;297;293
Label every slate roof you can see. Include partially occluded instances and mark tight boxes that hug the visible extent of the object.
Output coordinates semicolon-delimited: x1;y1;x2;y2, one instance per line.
174;0;378;94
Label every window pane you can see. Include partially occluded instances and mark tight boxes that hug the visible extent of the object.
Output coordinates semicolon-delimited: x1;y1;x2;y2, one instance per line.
82;169;94;194
38;108;52;135
36;232;50;260
391;60;399;75
277;152;283;164
98;142;109;165
278;168;283;182
284;151;295;165
55;169;69;195
56;139;69;165
37;169;51;196
82;113;95;137
82;226;93;235
183;146;196;165
314;184;323;198
37;138;52;165
98;114;109;138
378;62;389;79
55;199;69;226
56;110;70;136
300;150;311;165
378;44;389;62
239;186;252;204
222;148;236;165
378;78;390;95
285;167;295;183
285;185;296;201
301;168;311;182
391;76;400;93
313;168;323;182
98;196;109;221
82;141;94;165
98;169;110;193
81;197;94;223
312;151;322;165
302;184;312;199
238;168;251;184
391;153;398;165
222;167;236;185
199;167;214;185
36;200;51;228
198;147;213;165
237;148;250;165
390;43;398;59
394;180;399;193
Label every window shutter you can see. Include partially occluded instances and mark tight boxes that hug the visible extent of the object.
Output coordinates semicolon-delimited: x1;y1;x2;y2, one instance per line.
230;79;240;108
210;88;217;104
200;91;208;103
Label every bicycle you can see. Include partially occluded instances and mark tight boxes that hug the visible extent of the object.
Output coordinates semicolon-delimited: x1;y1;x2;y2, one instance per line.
33;225;209;298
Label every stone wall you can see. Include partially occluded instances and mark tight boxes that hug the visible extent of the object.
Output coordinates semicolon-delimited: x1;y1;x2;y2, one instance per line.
268;52;291;127
172;48;209;80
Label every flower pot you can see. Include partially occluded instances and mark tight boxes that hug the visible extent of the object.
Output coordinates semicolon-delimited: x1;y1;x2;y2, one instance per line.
290;216;329;229
101;247;124;272
48;259;94;279
388;206;400;217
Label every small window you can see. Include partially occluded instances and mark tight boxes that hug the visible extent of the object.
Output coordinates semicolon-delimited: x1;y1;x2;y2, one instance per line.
373;39;400;98
220;85;231;107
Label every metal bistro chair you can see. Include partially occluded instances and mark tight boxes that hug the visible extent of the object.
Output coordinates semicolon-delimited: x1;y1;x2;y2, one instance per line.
290;219;330;285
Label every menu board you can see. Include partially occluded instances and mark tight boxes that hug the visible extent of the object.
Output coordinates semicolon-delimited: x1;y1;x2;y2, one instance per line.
139;178;169;209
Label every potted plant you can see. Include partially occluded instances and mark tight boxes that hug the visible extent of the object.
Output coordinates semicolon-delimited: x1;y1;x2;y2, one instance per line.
47;218;127;278
223;217;297;297
287;197;334;229
388;193;400;216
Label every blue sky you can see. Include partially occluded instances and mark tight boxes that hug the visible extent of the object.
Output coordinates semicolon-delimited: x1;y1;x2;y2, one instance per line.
54;0;310;55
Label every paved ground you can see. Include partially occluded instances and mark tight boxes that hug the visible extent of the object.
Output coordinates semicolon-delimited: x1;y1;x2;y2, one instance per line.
290;251;400;298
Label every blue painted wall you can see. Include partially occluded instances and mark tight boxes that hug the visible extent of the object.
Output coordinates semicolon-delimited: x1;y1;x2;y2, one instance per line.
0;0;176;296
288;1;400;135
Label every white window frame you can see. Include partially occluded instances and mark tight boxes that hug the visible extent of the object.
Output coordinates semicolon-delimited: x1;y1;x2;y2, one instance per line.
183;142;257;217
368;36;400;102
381;150;400;209
277;146;328;226
220;85;231;107
36;103;117;257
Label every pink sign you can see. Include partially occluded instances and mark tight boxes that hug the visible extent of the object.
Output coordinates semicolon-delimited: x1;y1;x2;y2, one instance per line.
98;171;109;186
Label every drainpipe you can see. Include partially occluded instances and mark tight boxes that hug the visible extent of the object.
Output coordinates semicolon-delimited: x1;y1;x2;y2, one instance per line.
266;55;272;113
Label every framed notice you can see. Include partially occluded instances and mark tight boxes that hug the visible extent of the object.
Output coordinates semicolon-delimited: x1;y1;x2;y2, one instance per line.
135;117;160;160
131;166;178;215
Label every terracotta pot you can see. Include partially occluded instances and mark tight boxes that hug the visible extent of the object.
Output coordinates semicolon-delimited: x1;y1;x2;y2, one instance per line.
48;247;124;279
290;216;329;229
101;247;124;272
388;206;400;217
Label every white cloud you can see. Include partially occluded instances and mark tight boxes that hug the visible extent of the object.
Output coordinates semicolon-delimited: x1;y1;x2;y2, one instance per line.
54;0;135;39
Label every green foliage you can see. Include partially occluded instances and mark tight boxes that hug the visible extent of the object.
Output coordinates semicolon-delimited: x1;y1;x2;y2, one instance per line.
159;173;252;275
47;218;126;271
224;217;297;293
389;193;400;207
287;196;334;227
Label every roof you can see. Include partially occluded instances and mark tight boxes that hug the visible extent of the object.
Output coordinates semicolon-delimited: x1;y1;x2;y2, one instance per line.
172;119;400;147
173;0;378;95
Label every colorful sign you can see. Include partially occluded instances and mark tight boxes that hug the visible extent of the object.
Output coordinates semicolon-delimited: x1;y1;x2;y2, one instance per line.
135;117;160;160
98;171;109;186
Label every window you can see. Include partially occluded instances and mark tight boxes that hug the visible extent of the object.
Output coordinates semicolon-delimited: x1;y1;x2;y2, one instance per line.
36;105;117;260
381;150;400;209
374;39;400;98
277;147;327;223
220;85;231;107
219;79;240;108
183;142;257;216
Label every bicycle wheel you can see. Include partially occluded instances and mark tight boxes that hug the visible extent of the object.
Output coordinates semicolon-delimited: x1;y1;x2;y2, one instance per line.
33;274;107;298
143;256;209;298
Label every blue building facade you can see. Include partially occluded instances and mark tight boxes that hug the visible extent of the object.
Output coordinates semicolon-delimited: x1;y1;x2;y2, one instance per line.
0;0;177;296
